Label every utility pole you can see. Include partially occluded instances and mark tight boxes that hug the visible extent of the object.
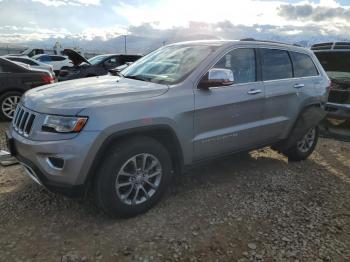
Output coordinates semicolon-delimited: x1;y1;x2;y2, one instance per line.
124;35;127;54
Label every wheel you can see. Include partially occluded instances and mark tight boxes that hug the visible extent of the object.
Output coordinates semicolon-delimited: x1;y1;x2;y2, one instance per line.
283;126;319;161
0;91;22;121
94;136;173;218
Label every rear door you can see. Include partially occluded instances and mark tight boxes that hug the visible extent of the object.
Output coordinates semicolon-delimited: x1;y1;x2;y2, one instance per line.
194;47;266;160
259;48;305;141
0;64;10;90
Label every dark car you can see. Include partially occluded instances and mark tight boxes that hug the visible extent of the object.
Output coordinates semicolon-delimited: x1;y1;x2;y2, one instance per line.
108;61;135;76
58;49;142;81
312;42;350;140
0;57;54;120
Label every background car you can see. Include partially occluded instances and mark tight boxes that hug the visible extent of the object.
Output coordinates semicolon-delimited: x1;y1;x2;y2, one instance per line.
32;54;72;75
0;57;54;120
4;56;54;76
108;62;135;76
6;48;45;58
58;50;142;81
312;42;350;140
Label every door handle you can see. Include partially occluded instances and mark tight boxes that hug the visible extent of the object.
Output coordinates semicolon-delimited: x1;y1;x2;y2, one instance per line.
294;83;305;89
247;89;262;95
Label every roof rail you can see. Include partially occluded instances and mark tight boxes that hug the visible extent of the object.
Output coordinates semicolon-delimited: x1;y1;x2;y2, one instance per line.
240;38;301;47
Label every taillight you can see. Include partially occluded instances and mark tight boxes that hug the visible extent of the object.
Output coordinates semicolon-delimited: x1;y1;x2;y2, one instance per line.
328;80;333;91
42;74;54;84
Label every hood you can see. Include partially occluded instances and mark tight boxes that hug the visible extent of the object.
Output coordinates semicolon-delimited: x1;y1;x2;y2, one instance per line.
62;49;90;66
22;75;169;115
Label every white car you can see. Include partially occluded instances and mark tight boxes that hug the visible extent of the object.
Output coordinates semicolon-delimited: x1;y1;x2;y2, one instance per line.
4;56;54;76
32;54;72;75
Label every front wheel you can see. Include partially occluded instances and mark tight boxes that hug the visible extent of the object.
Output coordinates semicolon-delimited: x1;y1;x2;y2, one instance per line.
94;136;173;218
283;126;319;161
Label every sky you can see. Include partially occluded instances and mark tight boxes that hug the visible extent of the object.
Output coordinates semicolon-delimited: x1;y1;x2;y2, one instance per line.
0;0;350;49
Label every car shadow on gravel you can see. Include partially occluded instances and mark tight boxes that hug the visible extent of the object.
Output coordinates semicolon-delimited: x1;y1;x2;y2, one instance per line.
0;149;287;228
1;146;349;223
1;141;350;261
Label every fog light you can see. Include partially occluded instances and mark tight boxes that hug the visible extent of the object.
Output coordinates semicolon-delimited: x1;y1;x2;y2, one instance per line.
47;157;64;169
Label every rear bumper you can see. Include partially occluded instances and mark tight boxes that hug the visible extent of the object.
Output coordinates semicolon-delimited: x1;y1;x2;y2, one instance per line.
325;102;350;120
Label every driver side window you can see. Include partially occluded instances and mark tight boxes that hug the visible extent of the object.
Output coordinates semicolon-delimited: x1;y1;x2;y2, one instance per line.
213;48;256;84
105;57;119;67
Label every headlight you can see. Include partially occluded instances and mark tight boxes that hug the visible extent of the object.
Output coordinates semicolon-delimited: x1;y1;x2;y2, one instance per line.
42;115;88;133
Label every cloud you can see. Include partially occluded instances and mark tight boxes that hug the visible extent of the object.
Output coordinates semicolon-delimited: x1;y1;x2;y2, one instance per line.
32;0;100;7
0;0;350;50
113;0;289;28
278;2;350;22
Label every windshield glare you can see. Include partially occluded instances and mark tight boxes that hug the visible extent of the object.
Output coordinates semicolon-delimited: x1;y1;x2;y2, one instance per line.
88;55;108;65
122;45;217;84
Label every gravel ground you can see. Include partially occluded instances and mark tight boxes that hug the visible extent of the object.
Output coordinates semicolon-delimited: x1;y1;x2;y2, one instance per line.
0;122;349;262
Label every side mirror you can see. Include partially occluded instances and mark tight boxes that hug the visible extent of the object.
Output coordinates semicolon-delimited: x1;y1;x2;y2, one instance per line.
198;68;234;89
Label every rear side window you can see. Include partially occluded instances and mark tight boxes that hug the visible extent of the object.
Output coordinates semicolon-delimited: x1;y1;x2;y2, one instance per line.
260;49;293;81
291;52;318;77
50;56;65;61
213;48;256;84
38;56;51;62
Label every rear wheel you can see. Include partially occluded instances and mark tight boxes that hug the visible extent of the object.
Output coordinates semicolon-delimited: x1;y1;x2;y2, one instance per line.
283;126;319;161
0;91;22;121
94;136;173;217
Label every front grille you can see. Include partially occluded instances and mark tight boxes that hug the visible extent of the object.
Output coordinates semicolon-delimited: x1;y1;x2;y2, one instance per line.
12;105;36;137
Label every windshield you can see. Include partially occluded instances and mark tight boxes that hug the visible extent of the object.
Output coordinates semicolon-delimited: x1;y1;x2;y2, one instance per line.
122;45;218;85
21;48;31;55
88;55;109;65
315;52;350;81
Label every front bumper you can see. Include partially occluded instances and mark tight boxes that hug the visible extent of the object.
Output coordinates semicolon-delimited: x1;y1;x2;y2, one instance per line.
8;128;100;197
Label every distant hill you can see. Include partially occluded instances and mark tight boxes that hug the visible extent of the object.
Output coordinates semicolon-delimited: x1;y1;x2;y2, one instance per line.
2;33;349;54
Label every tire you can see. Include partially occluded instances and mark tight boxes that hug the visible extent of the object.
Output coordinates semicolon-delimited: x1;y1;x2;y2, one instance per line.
0;91;22;121
94;136;173;218
283;126;319;161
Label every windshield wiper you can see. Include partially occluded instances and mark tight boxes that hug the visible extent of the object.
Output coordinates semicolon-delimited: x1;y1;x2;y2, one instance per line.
124;75;153;82
117;71;124;77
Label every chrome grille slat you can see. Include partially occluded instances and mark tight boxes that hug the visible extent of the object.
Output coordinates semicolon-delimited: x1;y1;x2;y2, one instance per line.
12;106;20;126
15;109;24;129
11;105;36;137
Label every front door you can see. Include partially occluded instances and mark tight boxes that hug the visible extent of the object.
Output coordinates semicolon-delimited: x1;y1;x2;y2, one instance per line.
193;48;266;160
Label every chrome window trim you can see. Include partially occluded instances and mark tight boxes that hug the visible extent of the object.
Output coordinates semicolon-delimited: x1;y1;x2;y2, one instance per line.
195;45;322;90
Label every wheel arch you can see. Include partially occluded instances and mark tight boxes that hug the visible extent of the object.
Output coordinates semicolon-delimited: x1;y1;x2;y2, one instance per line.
275;102;326;152
0;88;25;96
84;124;185;192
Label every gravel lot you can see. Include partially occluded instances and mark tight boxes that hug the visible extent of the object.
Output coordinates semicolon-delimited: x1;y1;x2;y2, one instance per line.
0;122;349;262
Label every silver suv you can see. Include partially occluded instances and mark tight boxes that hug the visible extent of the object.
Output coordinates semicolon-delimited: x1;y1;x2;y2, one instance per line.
6;40;330;217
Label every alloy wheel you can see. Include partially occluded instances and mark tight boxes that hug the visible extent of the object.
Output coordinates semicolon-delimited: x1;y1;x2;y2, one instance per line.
297;128;316;153
115;153;162;205
1;95;20;119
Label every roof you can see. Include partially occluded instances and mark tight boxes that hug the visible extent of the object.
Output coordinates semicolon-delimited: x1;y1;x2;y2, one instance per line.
168;39;308;52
